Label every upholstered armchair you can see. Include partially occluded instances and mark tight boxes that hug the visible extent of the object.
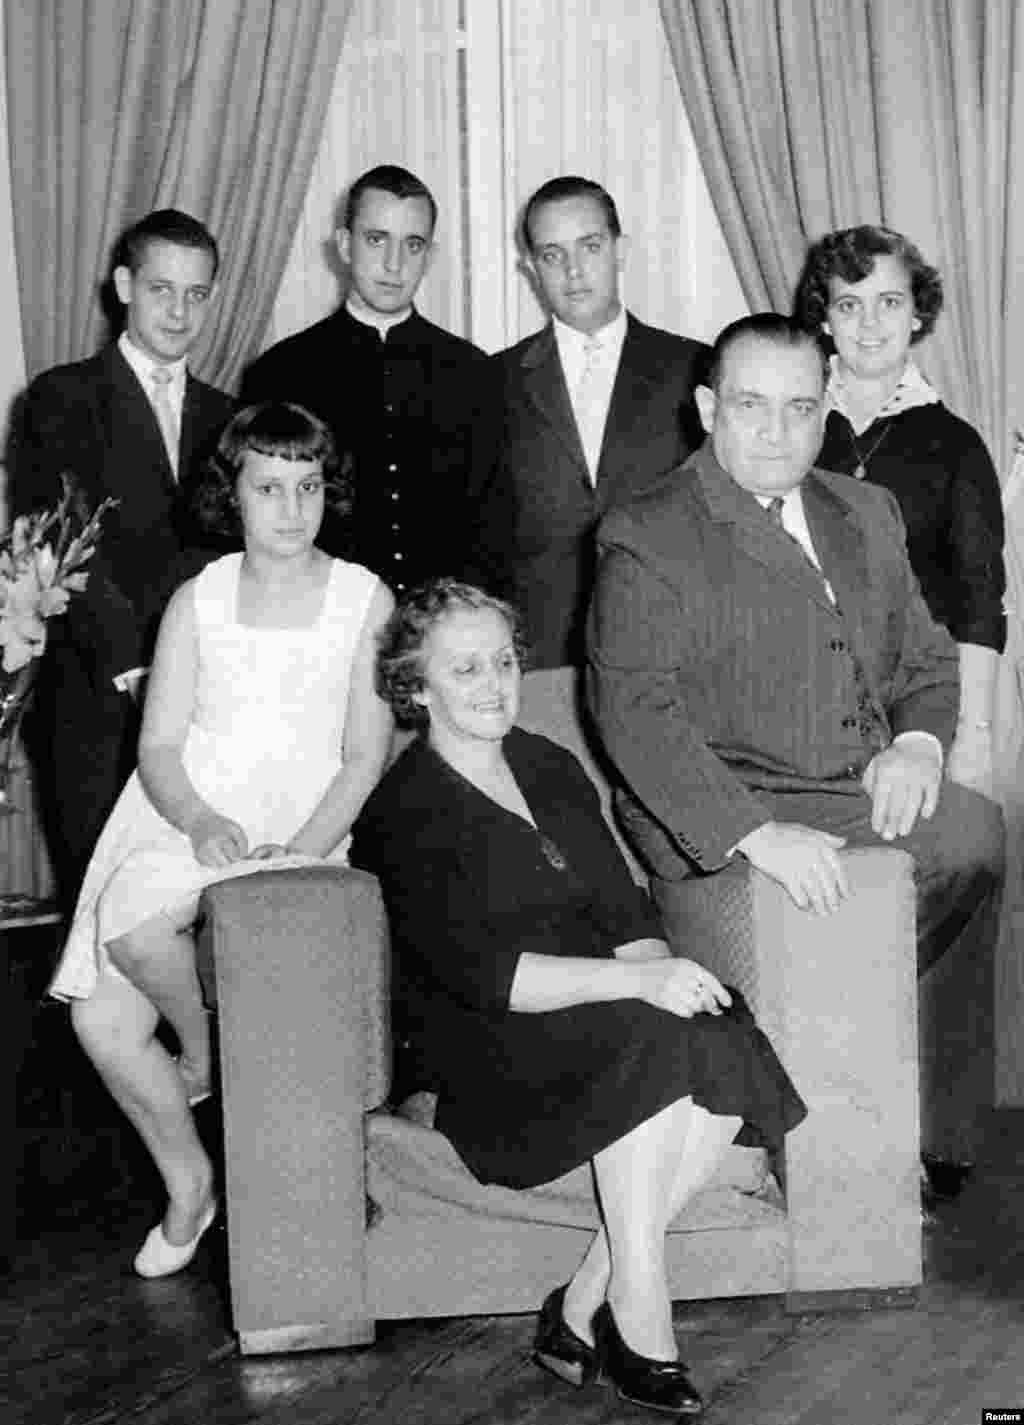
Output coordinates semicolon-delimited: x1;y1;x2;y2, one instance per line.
197;670;921;1356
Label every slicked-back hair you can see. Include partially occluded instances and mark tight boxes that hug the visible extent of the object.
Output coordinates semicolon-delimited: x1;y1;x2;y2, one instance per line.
376;578;529;728
191;402;350;540
794;225;943;347
115;209;220;279
705;313;828;393
521;176;621;254
341;165;438;235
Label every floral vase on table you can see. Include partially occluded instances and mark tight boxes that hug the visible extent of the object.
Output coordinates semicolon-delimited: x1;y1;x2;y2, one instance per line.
0;475;116;814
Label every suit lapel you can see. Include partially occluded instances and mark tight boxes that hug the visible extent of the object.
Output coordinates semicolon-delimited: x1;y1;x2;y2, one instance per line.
696;448;835;612
801;473;874;648
520;325;591;486
98;345;177;503
596;316;660;495
180;374;206;474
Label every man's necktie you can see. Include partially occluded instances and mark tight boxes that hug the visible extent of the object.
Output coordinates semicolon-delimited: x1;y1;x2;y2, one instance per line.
574;335;605;484
150;365;179;478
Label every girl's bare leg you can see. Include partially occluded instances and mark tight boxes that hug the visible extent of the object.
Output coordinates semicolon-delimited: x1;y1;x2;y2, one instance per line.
72;969;213;1244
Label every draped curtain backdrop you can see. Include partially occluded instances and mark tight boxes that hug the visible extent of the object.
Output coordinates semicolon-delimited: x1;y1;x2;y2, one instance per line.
4;0;354;391
658;0;1024;1101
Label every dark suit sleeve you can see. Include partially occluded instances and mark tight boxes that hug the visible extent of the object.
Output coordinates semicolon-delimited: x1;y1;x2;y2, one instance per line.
543;742;664;946
14;370;93;515
588;528;772;871
872;489;960;744
947;427;1006;651
460;353;516;596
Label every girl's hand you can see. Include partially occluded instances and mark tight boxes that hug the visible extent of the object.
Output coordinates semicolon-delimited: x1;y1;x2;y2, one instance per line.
641;957;731;1019
190;814;249;868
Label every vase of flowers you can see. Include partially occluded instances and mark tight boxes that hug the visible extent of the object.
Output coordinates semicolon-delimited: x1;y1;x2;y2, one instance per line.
0;476;116;813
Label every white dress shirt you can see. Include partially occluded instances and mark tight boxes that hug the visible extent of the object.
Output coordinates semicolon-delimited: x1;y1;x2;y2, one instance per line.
553;306;627;484
118;332;187;446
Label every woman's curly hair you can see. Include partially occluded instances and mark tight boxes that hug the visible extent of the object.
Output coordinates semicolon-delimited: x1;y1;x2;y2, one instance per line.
376;578;529;728
793;225;944;348
189;402;351;540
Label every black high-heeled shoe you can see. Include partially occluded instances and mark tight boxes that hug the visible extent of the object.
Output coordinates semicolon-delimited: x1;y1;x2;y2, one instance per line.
532;1284;600;1388
593;1301;703;1416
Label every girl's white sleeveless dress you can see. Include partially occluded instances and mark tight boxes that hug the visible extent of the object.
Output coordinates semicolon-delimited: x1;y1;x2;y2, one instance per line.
50;552;380;1001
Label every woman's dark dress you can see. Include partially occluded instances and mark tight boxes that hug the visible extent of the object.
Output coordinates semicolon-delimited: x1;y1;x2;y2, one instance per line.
816;402;1006;652
351;728;806;1189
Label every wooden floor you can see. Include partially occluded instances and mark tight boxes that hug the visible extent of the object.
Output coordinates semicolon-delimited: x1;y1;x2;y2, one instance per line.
5;1109;1024;1425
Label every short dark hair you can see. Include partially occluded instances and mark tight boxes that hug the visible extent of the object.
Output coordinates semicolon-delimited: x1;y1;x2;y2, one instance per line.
794;226;943;346
341;165;438;235
191;402;350;540
376;579;528;728
115;209;220;279
521;176;621;254
705;313;828;393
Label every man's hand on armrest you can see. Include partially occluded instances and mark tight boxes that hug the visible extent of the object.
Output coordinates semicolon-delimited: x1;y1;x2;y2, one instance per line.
735;822;848;916
862;733;942;841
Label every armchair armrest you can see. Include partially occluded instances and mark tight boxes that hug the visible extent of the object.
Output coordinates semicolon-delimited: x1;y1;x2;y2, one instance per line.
198;865;389;1354
656;847;921;1305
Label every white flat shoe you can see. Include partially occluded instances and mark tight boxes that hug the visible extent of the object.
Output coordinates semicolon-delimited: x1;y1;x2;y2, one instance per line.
133;1199;217;1279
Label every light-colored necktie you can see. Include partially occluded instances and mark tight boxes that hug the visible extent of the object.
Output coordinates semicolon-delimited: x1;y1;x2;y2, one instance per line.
574;335;606;485
150;365;179;478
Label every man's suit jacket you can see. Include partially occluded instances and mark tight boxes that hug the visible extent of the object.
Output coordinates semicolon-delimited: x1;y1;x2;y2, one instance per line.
14;342;233;892
468;314;708;668
588;442;960;877
240;306;492;592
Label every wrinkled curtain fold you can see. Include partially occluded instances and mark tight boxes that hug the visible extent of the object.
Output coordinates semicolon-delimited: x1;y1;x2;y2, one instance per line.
4;0;354;390
659;0;1024;1101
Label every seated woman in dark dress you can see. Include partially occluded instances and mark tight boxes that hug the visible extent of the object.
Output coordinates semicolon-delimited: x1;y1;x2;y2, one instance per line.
351;579;806;1418
794;226;1006;800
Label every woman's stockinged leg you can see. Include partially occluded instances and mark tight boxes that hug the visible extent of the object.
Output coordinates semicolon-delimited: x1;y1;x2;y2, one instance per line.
667;1103;743;1221
590;1096;741;1361
107;909;210;1094
562;1222;610;1346
71;970;214;1244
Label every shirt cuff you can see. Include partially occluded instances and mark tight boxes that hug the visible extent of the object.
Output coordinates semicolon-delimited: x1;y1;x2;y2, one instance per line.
112;666;148;693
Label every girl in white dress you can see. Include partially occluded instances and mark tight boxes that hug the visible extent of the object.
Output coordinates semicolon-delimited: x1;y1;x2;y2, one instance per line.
51;403;393;1277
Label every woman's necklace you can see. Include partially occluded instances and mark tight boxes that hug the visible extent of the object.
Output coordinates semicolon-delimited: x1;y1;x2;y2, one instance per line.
847;417;893;481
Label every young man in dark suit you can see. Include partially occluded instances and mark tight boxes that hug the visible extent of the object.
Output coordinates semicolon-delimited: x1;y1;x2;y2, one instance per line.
589;312;1004;1173
468;176;708;668
240;165;492;596
15;209;233;906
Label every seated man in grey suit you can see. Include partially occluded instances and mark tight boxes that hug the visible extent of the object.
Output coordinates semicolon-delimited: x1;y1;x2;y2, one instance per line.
469;176;707;667
589;312;1004;1172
